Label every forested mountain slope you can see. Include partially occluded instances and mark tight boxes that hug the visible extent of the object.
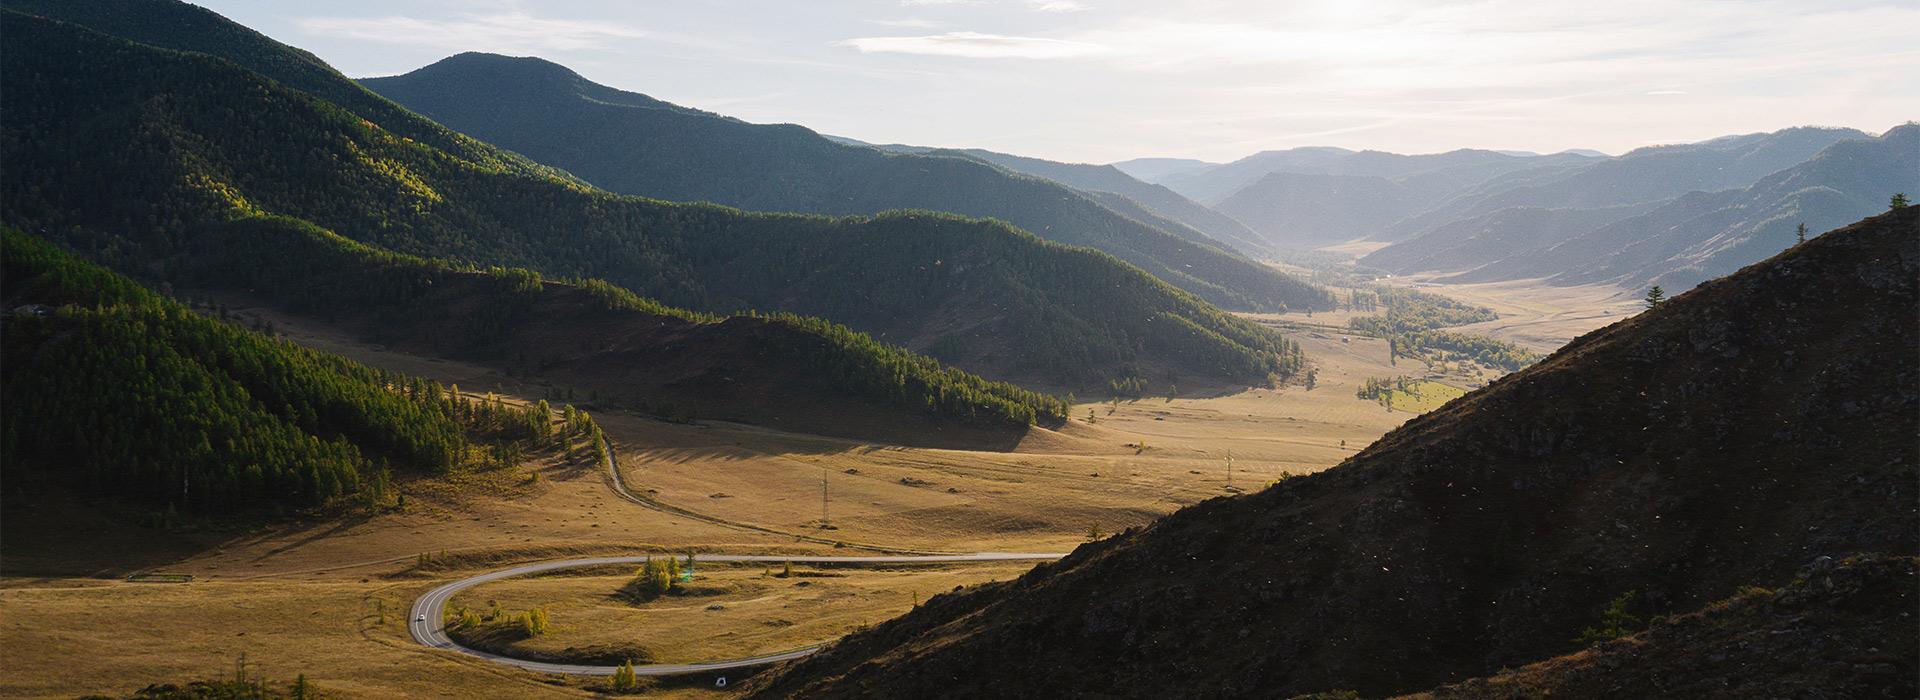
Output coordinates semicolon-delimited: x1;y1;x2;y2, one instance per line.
359;53;1328;311
923;147;1271;256
0;0;568;182
1;229;473;514
171;216;1067;445
0;8;1302;393
747;209;1918;698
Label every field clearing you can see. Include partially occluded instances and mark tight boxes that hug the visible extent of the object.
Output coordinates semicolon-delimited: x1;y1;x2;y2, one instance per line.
610;329;1423;553
1255;255;1634;355
1361;380;1469;414
446;561;1036;666
1316;240;1394;257
0;303;1441;697
1389;276;1638;353
0;577;588;699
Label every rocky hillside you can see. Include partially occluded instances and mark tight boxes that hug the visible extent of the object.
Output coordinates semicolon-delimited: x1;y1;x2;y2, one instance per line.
1405;555;1916;699
746;208;1918;698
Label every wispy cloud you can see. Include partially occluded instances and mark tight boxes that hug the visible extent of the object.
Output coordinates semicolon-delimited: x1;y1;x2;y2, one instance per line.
299;12;651;53
867;18;943;29
1030;1;1089;12
836;31;1106;59
897;0;1086;11
1645;90;1688;96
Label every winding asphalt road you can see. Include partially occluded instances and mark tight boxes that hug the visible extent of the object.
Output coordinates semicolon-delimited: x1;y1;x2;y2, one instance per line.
408;438;1068;676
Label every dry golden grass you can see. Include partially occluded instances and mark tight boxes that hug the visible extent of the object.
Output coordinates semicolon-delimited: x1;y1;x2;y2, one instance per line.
447;561;1036;665
0;298;1467;697
1387;276;1638;353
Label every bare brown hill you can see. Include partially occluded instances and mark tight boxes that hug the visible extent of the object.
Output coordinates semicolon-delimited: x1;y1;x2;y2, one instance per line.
746;207;1919;698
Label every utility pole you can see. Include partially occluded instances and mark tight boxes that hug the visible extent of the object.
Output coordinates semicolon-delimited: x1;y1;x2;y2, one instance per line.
1225;452;1233;490
821;468;830;528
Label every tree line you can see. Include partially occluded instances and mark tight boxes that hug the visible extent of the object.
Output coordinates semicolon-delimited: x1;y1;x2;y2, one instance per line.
165;215;1069;426
0;228;596;514
1342;285;1538;372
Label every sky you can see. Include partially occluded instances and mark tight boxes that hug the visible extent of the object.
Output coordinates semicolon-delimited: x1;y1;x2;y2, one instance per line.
195;0;1919;164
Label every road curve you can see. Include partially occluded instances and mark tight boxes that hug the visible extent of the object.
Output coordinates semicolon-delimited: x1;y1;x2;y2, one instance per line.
409;436;1065;676
408;552;1065;676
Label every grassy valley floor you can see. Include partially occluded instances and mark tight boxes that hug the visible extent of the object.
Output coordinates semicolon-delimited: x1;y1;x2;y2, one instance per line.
1;300;1448;698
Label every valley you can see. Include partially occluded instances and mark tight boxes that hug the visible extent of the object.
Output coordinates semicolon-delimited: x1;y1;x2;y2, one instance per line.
0;290;1425;698
0;1;1910;697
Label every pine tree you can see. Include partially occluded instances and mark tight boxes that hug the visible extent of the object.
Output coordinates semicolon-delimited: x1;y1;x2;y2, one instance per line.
1643;285;1666;309
1574;591;1643;645
612;659;638;691
1893;193;1910;209
1796;222;1807;245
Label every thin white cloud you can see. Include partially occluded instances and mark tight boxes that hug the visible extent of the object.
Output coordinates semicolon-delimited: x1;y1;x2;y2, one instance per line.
897;0;1086;11
1030;1;1089;12
1646;90;1688;95
836;32;1107;59
867;18;944;29
299;12;650;53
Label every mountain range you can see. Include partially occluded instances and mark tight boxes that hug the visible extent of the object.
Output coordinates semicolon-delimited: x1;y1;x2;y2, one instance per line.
1367;125;1916;289
1130;122;1904;294
852;142;1274;255
0;2;1306;396
360;53;1328;312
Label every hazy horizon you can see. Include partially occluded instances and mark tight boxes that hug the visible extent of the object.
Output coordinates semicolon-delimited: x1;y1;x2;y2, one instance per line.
189;0;1918;164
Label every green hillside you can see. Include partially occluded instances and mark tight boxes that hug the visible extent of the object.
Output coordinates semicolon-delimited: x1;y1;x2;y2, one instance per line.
0;0;569;182
0;7;1301;392
0;229;485;513
170;215;1069;436
360;53;1331;312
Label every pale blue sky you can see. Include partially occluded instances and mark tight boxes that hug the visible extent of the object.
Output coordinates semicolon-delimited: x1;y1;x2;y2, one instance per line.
195;0;1918;163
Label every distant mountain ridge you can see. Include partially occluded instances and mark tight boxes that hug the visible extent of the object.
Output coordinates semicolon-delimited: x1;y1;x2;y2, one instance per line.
1110;157;1220;183
1368;125;1915;289
855;142;1274;256
1212;171;1453;248
1162;147;1597;206
361;53;1329;312
935;148;1273;256
1380;125;1872;242
1168;147;1602;249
